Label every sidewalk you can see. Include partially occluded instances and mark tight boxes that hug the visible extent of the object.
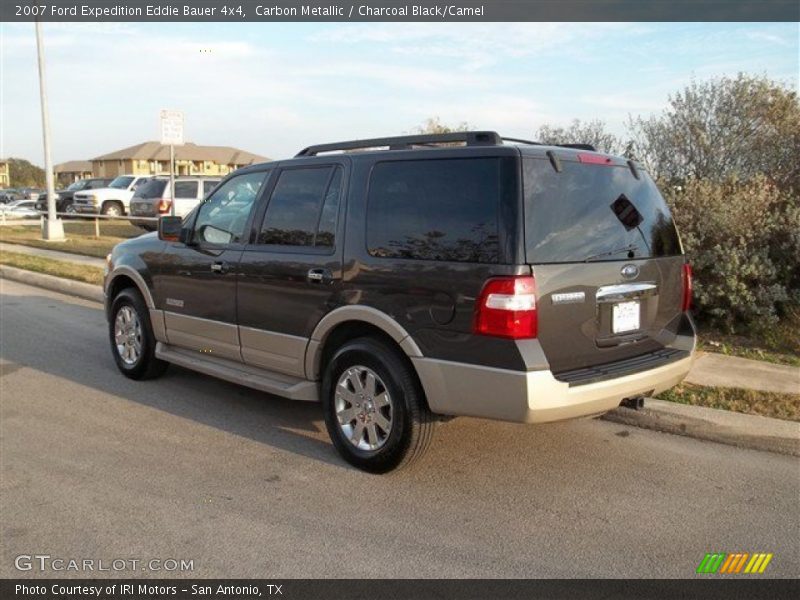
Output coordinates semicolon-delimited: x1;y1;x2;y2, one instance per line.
686;352;799;395
1;241;798;396
0;241;105;268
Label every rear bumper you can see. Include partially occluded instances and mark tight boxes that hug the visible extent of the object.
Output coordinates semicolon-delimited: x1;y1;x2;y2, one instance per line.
413;350;694;424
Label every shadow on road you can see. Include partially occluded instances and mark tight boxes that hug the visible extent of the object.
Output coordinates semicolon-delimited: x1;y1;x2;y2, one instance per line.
1;290;347;469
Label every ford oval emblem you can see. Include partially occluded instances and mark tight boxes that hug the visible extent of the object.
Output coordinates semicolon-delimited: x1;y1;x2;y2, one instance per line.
621;264;639;280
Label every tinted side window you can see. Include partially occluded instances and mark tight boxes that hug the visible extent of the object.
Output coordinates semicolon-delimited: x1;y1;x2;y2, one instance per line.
367;158;502;263
193;171;267;245
258;166;340;248
315;169;342;248
174;181;199;198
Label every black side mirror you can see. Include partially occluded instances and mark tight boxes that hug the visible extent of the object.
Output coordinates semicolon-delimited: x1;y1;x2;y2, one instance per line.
158;216;183;242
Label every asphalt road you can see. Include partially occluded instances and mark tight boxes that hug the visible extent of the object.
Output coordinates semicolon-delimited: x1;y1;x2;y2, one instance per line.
1;278;798;579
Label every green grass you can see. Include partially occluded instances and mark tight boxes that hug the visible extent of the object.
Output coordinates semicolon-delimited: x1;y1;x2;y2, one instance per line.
698;313;800;367
657;383;800;422
0;250;104;285
0;221;142;258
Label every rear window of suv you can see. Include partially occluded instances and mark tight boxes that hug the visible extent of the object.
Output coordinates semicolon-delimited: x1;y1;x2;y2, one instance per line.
523;158;681;263
367;157;510;263
133;179;167;199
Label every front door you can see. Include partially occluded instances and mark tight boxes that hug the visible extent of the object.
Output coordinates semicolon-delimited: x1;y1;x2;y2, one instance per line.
152;169;270;361
236;160;348;377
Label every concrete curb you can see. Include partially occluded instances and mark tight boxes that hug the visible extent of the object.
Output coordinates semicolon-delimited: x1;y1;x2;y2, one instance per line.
0;265;103;304
3;267;799;457
604;399;800;457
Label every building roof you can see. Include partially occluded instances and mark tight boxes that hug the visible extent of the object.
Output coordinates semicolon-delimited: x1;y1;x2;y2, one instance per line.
91;142;269;165
55;160;93;173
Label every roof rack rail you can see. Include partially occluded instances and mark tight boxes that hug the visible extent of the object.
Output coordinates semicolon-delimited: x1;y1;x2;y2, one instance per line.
295;131;503;157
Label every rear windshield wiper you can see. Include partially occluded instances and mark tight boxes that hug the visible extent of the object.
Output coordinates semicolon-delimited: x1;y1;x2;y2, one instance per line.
584;244;638;262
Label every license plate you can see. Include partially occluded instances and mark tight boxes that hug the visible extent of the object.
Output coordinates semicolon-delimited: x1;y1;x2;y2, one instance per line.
612;301;640;333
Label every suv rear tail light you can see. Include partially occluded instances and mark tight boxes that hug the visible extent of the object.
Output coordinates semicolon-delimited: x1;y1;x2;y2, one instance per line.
681;263;693;312
473;276;537;339
157;198;172;214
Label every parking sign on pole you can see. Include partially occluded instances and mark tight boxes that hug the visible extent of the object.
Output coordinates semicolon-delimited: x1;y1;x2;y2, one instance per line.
160;110;184;217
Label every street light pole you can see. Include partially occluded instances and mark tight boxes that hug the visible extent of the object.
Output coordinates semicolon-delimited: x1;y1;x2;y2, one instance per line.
35;20;64;241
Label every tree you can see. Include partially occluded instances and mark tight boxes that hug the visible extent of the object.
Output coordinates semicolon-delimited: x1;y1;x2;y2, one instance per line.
535;119;623;155
8;158;46;187
412;117;471;134
628;74;800;191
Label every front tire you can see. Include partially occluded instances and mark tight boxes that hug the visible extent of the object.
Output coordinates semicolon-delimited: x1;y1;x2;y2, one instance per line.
101;201;123;217
322;337;435;473
109;288;168;380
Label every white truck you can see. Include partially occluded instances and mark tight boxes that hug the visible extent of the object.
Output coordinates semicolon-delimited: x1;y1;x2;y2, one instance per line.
72;175;152;216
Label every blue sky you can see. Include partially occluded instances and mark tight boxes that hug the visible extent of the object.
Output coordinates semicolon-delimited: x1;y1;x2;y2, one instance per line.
1;22;797;165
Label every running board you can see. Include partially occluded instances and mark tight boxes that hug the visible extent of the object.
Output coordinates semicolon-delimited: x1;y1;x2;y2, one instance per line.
155;343;318;402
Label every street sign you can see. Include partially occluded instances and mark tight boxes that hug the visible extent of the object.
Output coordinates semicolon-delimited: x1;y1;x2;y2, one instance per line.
160;109;184;146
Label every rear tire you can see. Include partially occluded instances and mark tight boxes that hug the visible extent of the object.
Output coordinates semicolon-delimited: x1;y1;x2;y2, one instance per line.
322;337;435;473
109;288;168;380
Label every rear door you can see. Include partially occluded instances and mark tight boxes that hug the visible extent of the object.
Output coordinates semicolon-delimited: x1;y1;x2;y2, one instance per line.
523;155;685;374
236;159;347;378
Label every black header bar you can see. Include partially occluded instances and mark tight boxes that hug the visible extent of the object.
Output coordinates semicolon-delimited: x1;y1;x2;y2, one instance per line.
2;0;799;22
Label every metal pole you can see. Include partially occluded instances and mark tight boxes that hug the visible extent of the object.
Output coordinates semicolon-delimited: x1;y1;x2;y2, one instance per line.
35;20;64;241
169;144;176;216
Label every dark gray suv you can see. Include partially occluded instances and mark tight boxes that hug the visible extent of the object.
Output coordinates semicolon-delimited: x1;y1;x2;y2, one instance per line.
103;132;696;472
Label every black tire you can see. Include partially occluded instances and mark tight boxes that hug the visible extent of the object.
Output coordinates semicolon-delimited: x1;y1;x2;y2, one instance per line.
322;337;435;473
101;201;123;217
108;288;168;380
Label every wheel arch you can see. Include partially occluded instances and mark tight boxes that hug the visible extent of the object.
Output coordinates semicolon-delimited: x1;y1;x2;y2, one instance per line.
105;266;155;315
305;306;422;382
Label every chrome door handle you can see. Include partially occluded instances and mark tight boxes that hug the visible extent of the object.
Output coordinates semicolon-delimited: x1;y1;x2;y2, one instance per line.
210;261;229;274
307;268;333;284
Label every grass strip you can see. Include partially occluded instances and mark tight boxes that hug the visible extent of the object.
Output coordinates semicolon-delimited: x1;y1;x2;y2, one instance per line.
0;250;104;286
0;222;141;258
657;382;800;422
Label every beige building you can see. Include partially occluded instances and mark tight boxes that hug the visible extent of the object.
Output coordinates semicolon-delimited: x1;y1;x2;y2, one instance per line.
54;160;93;186
0;160;9;187
91;142;269;179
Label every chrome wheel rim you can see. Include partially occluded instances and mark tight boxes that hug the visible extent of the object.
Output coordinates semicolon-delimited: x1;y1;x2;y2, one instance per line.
114;305;142;366
65;204;76;214
335;365;393;451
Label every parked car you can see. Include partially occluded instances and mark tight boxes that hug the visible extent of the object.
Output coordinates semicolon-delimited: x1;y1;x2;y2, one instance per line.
16;187;45;201
35;178;113;214
104;131;696;473
0;199;40;218
0;189;23;204
129;176;221;231
73;175;151;216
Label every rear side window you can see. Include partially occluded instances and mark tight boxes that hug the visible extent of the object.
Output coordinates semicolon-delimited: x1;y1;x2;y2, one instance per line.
524;158;681;263
133;179;167;199
366;158;503;263
174;181;199;199
203;181;218;197
257;166;342;248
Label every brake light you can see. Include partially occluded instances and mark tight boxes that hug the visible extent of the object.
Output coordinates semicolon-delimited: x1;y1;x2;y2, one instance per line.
577;152;613;165
682;263;693;312
157;198;172;214
473;276;537;339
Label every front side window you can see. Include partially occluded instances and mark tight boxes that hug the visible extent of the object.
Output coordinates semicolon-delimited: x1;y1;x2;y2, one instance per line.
366;158;504;263
192;171;267;245
257;166;342;248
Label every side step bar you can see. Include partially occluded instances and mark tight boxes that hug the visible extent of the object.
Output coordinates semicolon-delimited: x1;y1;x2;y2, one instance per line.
155;343;319;402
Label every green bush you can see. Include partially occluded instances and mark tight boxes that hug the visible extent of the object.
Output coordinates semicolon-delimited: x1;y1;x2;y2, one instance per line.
663;175;799;332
